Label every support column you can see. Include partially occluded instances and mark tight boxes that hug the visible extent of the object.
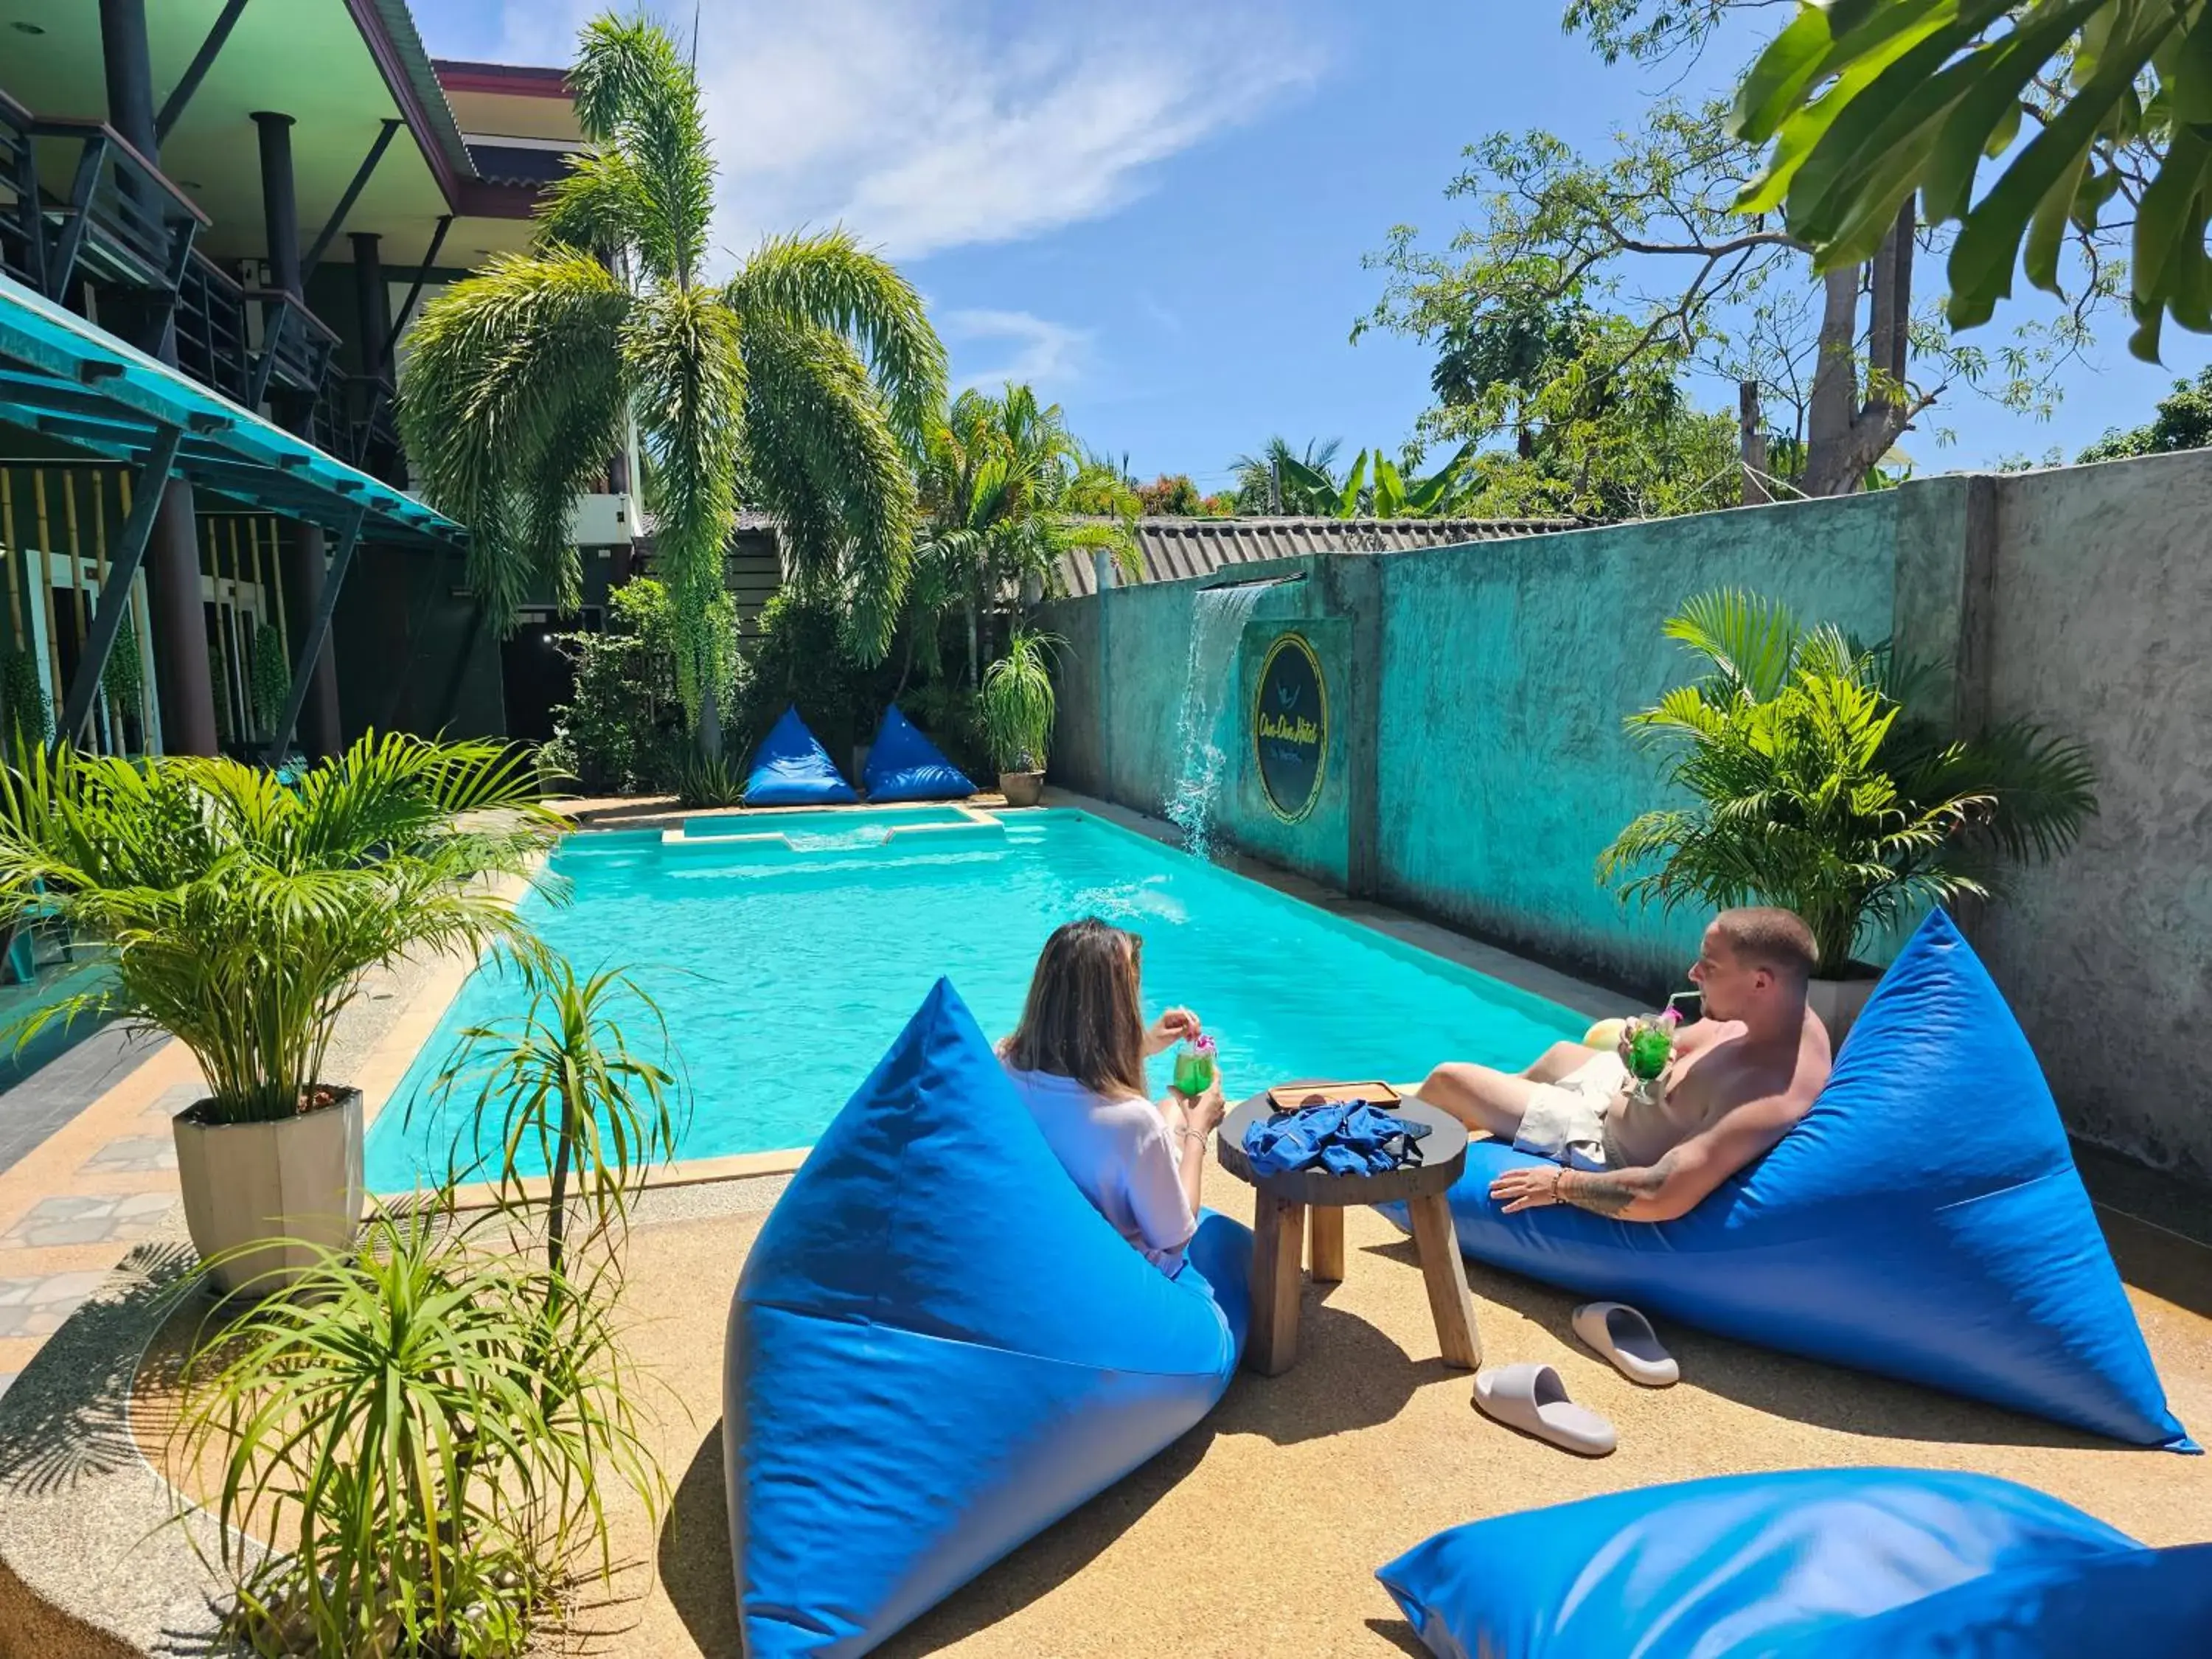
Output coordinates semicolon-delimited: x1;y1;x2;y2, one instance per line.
278;521;342;759
257;111;340;757
147;487;216;754
350;232;387;373
102;0;216;754
252;111;301;298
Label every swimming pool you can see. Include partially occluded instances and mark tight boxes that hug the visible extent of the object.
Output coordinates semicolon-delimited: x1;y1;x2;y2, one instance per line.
364;809;1590;1190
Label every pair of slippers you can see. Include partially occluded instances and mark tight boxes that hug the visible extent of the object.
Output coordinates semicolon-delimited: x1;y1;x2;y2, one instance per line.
1472;1301;1677;1458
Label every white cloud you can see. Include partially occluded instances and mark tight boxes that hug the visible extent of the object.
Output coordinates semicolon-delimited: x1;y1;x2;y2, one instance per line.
486;1;1325;264
942;309;1091;392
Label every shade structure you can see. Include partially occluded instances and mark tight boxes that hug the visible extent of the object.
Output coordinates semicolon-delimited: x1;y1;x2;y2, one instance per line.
723;978;1251;1657
1388;910;2192;1450
860;705;975;802
742;705;857;806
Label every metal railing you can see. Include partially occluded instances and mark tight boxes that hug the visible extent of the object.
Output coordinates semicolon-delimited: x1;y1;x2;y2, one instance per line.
24;116;205;302
174;249;251;402
0;90;38;290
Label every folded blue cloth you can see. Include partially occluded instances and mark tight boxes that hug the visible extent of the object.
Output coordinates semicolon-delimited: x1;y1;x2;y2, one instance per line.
1242;1100;1430;1179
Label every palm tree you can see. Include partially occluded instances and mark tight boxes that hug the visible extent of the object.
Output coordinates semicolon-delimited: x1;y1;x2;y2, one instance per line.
905;384;1130;688
398;16;946;756
1231;436;1343;513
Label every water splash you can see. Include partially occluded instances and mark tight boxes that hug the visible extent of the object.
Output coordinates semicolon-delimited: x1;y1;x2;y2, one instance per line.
1165;582;1269;859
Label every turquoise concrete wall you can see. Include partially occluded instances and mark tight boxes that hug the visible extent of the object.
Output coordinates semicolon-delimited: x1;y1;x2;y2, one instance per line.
1037;458;2212;1180
1374;492;1902;987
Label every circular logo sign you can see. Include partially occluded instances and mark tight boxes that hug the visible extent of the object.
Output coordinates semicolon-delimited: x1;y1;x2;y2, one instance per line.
1253;633;1327;822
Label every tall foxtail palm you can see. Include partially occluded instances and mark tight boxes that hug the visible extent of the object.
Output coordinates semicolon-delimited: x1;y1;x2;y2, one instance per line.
398;15;946;754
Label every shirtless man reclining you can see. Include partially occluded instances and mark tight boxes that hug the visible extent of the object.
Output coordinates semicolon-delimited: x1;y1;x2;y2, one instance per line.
1408;907;1834;1222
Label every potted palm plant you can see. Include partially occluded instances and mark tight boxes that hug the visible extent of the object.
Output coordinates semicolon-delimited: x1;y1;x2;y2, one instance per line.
1599;590;2098;1044
978;629;1059;808
0;734;559;1292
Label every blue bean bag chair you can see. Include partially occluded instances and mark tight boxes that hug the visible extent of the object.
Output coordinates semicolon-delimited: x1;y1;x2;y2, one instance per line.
1393;911;2192;1450
861;704;976;801
723;978;1251;1657
1377;1468;2201;1659
743;705;857;805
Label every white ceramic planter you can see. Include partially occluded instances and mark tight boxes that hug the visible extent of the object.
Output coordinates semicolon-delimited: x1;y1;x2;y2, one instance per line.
1806;975;1880;1052
998;770;1044;807
172;1088;365;1295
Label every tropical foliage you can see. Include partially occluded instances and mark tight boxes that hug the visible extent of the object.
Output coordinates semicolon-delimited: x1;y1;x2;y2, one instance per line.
977;629;1060;773
247;624;287;742
0;735;558;1123
398;15;945;754
175;1203;662;1659
1;646;50;756
1599;589;2098;969
183;958;683;1658
2079;363;2212;459
541;577;738;796
1726;0;2202;359
1360;102;2073;508
1226;434;1486;518
908;385;1132;688
431;958;681;1282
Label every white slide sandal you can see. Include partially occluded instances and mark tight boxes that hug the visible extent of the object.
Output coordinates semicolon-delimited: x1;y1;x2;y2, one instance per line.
1572;1301;1680;1387
1473;1362;1617;1457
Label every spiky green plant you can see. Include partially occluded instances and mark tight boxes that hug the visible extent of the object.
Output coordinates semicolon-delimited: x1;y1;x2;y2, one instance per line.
175;1205;664;1659
426;957;681;1285
398;14;946;755
0;734;560;1123
1599;589;2098;969
977;629;1061;773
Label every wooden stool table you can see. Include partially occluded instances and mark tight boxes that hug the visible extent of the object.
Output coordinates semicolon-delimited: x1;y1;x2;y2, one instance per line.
1214;1089;1481;1377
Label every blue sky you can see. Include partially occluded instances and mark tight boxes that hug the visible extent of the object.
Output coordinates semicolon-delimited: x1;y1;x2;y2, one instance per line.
422;1;2210;489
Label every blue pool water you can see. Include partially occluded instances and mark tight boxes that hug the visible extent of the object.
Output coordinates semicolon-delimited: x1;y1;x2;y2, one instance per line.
364;809;1588;1190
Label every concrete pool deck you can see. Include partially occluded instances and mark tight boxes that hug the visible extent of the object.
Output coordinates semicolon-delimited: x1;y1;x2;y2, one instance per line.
128;1172;2212;1659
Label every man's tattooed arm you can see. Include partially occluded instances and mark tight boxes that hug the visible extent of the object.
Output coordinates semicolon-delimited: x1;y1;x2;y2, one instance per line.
1557;1154;1678;1219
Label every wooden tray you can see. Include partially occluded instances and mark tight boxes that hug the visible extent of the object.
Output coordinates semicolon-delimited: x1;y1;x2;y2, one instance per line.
1263;1079;1401;1113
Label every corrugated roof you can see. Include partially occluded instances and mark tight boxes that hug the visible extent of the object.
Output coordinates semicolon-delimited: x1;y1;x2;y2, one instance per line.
1056;515;1573;597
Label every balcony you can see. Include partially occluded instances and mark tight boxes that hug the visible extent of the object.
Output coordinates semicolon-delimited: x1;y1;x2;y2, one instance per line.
173;251;250;403
23;115;206;305
0;91;35;291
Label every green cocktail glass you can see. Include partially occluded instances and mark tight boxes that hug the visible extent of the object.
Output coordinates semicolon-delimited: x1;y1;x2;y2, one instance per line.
1173;1040;1216;1096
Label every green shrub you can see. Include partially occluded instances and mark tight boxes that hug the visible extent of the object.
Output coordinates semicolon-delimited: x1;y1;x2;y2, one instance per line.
546;577;738;796
246;623;286;740
0;646;50;756
737;589;894;759
1599;590;2098;969
976;630;1060;772
177;1206;661;1659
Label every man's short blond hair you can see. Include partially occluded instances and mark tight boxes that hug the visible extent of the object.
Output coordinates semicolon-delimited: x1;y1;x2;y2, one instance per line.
1713;907;1820;982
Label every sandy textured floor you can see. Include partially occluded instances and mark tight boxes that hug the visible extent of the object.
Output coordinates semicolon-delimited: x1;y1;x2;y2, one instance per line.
140;1178;2212;1658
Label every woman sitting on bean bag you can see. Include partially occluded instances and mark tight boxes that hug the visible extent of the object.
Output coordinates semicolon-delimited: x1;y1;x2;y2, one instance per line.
999;917;1228;1274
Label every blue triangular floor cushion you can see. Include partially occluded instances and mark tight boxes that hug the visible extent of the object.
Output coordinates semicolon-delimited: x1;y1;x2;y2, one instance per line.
1394;911;2193;1450
1377;1468;2159;1659
742;705;857;805
723;979;1251;1657
861;704;976;801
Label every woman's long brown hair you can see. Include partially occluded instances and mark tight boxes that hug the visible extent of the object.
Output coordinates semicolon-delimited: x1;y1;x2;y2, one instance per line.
1002;917;1150;1099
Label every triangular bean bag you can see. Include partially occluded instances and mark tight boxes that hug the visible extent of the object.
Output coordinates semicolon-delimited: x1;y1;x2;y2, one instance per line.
1377;1468;2177;1659
861;704;976;801
1397;911;2193;1450
742;704;856;805
723;979;1251;1657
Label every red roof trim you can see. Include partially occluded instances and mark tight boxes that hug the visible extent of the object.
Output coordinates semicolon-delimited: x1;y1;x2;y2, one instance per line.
432;59;573;99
